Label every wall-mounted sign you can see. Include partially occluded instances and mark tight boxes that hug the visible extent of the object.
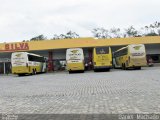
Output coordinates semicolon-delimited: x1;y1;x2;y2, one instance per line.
5;42;29;51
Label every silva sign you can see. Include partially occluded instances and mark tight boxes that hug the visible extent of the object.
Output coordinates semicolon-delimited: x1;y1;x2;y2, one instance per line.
5;42;29;51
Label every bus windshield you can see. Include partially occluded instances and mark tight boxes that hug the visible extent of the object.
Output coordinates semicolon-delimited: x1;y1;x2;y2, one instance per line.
66;48;84;61
129;45;145;57
96;47;109;54
11;52;27;66
28;54;45;62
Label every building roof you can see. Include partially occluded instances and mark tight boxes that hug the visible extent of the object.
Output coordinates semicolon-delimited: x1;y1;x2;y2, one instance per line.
0;36;160;52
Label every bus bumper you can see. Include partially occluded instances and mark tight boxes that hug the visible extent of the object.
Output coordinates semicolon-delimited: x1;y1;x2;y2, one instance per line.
94;66;112;70
12;67;30;74
67;63;84;71
127;63;147;68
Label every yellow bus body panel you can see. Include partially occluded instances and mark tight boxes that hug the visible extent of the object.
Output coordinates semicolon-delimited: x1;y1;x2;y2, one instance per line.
93;47;112;69
12;66;30;74
67;62;84;71
127;57;147;67
116;54;147;68
12;65;42;74
94;55;112;66
114;44;147;68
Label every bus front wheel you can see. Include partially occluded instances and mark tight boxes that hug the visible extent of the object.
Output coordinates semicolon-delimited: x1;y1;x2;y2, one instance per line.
94;69;97;72
18;74;24;76
124;63;127;70
113;64;116;69
81;70;84;73
122;63;126;70
122;64;124;70
135;67;141;70
32;69;36;75
34;69;37;74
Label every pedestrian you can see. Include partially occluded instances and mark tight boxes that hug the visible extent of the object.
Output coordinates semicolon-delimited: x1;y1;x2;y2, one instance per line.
85;63;88;71
88;61;92;70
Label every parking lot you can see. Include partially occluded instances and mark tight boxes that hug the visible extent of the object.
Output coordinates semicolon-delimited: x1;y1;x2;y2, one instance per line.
0;67;160;114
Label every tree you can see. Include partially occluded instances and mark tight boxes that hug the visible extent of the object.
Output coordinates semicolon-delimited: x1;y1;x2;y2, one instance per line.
52;31;79;40
109;28;121;38
141;21;160;36
65;31;79;39
59;34;66;39
92;28;109;39
158;29;160;36
125;26;138;37
145;32;158;36
52;34;60;40
30;34;47;41
22;40;29;42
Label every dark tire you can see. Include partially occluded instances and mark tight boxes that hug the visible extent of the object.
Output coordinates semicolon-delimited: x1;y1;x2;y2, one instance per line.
18;74;24;76
69;71;72;74
136;67;141;70
124;63;126;70
32;69;35;75
122;64;124;70
81;70;84;73
34;69;37;75
105;68;110;72
113;64;116;69
94;69;97;72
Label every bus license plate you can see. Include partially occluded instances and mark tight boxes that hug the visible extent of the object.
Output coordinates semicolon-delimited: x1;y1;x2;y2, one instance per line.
101;63;105;65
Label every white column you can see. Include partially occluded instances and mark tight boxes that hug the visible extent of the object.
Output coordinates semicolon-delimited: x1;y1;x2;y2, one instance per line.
4;62;6;74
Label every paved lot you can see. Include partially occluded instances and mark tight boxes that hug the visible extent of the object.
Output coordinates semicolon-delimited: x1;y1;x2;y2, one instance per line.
0;67;160;114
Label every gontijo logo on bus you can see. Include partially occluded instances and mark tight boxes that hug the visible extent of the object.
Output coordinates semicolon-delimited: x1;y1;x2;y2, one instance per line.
71;50;78;54
15;53;22;57
69;49;81;60
133;46;141;50
99;49;105;54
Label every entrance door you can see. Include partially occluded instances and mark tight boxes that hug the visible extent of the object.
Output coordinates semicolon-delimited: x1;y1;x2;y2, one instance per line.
5;62;11;74
0;63;4;74
0;62;11;74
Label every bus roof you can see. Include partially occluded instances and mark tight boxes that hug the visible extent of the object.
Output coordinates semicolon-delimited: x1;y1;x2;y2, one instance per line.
114;46;128;53
12;52;43;57
113;44;144;53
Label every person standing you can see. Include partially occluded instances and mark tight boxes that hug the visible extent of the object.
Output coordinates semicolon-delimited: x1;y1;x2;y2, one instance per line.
85;63;88;71
88;61;93;70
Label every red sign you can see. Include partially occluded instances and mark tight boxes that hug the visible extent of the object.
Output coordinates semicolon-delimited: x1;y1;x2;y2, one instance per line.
5;43;29;51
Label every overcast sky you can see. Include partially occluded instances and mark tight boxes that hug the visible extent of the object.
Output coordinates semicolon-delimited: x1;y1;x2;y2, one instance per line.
0;0;160;42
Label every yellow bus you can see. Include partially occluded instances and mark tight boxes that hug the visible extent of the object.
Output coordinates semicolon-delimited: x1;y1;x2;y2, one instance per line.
11;52;47;76
66;48;85;73
113;44;147;70
93;46;112;71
